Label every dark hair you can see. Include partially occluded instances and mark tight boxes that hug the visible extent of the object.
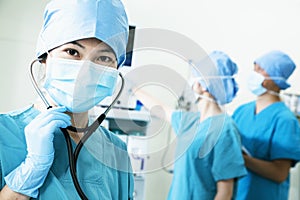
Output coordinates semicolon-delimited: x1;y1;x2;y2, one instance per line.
38;53;47;62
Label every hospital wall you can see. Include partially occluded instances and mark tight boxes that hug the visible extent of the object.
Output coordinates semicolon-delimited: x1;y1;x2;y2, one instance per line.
1;0;300;200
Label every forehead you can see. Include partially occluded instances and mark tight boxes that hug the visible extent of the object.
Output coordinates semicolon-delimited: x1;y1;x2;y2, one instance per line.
75;38;114;51
254;63;269;77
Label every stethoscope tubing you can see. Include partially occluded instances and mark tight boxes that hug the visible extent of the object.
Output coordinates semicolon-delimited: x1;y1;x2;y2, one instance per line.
29;59;125;200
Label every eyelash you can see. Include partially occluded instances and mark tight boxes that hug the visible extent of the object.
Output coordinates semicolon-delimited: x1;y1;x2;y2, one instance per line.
63;47;116;66
98;56;113;63
66;48;79;57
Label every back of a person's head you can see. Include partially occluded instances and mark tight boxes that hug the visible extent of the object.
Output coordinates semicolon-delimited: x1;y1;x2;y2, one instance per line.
192;51;239;105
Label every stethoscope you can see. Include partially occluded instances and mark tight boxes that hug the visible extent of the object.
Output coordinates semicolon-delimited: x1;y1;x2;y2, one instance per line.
30;59;125;200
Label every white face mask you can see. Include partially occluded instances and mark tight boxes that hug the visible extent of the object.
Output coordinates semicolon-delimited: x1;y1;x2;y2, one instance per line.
247;71;284;96
247;71;267;96
43;57;119;113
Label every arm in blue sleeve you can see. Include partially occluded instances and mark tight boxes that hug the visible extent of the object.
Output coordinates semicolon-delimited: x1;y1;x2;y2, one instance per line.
212;126;246;181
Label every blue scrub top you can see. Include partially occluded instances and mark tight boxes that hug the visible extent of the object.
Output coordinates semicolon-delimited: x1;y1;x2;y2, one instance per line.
167;111;247;200
232;101;300;200
0;105;134;199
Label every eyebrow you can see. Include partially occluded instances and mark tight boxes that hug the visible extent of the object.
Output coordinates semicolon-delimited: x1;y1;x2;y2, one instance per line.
96;49;115;54
70;41;85;49
70;41;115;54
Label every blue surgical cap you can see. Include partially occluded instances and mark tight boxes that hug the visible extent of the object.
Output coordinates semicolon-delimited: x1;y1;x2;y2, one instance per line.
36;0;129;66
254;50;296;90
192;51;239;105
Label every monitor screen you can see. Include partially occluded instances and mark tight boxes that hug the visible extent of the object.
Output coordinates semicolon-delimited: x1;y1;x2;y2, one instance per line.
123;25;136;66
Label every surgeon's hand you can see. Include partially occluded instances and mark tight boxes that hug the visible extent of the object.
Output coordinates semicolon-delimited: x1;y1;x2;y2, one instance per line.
4;106;71;198
25;106;71;156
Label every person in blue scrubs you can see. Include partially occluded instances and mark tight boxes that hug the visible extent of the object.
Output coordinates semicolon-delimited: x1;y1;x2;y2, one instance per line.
0;0;133;199
232;50;300;200
134;51;247;200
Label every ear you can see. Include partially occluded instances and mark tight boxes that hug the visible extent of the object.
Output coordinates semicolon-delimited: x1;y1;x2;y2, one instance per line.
193;81;207;94
192;81;200;91
263;79;280;92
38;53;48;64
40;58;46;64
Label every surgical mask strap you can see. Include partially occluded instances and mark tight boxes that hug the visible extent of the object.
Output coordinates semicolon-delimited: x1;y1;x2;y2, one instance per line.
195;93;216;104
267;90;280;97
263;76;286;83
190;75;235;89
193;75;236;82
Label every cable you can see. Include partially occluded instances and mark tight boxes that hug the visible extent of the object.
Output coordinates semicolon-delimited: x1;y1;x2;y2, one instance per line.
61;128;88;200
74;113;106;168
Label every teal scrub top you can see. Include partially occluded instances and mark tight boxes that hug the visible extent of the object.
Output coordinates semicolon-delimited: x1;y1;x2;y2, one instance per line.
0;105;134;199
167;112;247;200
232;101;300;200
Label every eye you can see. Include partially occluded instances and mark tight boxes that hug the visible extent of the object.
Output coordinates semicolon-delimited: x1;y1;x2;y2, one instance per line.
66;48;80;57
96;55;117;67
98;56;113;63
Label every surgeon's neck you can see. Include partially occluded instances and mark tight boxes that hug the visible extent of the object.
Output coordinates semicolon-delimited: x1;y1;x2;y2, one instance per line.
67;111;89;143
255;91;281;114
34;99;88;143
197;94;223;122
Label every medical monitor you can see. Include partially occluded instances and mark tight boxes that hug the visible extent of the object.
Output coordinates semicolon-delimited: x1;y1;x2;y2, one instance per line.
123;25;136;66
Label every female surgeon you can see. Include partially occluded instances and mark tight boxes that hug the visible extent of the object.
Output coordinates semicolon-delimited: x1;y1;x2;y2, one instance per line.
0;0;134;199
232;50;300;200
133;51;247;200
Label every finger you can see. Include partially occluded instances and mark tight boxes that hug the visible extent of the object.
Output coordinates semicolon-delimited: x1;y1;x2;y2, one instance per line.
39;113;71;126
46;120;72;133
30;119;71;139
35;106;68;119
30;112;71;129
48;106;67;113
